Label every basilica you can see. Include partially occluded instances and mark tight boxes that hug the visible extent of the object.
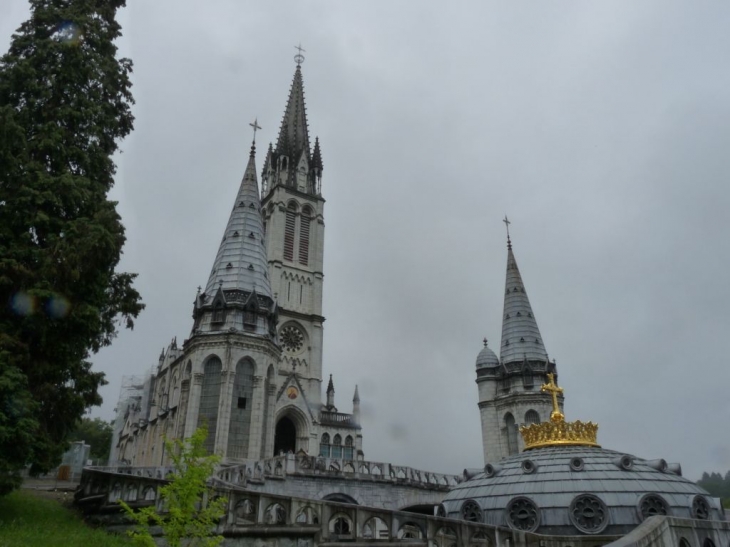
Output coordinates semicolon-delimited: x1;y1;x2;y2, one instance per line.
91;59;730;547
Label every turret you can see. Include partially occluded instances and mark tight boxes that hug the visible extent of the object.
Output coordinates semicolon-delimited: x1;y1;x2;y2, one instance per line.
352;385;360;425
325;374;336;411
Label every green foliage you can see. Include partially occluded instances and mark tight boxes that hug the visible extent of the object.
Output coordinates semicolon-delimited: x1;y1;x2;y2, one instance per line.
697;470;730;508
0;489;133;546
67;417;113;462
120;427;226;547
0;0;143;494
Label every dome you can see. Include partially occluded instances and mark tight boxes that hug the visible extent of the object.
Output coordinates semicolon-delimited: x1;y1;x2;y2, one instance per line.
476;344;499;368
442;446;723;537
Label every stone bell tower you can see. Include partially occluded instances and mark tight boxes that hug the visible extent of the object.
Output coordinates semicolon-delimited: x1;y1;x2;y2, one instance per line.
476;224;562;464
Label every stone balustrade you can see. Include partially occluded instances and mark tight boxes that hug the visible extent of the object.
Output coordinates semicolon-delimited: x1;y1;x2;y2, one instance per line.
214;454;462;491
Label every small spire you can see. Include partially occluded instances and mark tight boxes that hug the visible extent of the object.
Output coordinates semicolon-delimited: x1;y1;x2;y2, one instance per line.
353;384;360;403
312;137;323;170
483;337;488;347
326;374;334;394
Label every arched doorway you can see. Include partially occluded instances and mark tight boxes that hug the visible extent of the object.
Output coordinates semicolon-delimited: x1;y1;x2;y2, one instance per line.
274;416;296;455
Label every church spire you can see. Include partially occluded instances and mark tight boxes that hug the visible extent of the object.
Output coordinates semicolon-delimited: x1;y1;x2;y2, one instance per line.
499;232;548;364
275;63;311;161
204;138;273;299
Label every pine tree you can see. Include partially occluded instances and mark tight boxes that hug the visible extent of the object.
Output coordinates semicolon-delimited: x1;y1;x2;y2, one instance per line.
0;0;143;495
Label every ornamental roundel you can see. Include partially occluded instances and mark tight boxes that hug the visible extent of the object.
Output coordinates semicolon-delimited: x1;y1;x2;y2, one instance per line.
506;497;540;532
638;494;668;521
280;324;305;354
569;494;609;534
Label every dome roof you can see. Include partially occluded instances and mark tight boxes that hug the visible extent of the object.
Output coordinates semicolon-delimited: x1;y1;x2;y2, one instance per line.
442;446;722;537
476;344;499;368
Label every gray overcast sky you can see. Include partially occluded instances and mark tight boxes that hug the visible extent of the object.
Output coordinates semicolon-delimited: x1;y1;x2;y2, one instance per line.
2;1;730;481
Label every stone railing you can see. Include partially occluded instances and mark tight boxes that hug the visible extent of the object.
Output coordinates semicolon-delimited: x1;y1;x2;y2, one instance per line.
319;411;356;426
214;454;462;490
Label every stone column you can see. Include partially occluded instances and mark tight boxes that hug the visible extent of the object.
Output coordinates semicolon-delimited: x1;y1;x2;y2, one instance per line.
215;370;234;457
184;373;204;438
247;376;265;459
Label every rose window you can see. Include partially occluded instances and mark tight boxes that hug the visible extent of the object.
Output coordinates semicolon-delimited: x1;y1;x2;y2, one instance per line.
638;494;668;520
461;500;482;523
506;497;540;532
692;496;711;520
569;494;608;534
280;325;304;353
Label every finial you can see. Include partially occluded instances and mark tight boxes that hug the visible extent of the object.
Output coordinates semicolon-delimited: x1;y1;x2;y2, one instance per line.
483;337;488;347
249;117;262;156
196;285;201;294
503;215;512;250
294;43;306;66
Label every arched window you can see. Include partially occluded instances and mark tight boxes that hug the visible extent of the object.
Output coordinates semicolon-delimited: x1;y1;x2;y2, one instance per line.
170;372;180;407
319;433;331;458
299;206;312;266
227;359;255;459
197;357;222;453
332;434;342;459
283;202;297;262
212;302;224;323
343;435;354;460
522;367;534;389
524;410;540;425
504;413;518;456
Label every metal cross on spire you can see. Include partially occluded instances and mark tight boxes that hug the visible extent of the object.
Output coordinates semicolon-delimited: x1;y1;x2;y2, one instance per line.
249;117;262;144
294;43;306;66
503;215;512;249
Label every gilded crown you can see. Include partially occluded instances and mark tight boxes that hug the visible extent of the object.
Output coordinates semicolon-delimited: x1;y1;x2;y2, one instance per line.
519;373;600;450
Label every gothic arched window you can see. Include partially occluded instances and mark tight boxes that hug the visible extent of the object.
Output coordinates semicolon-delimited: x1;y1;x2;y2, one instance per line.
320;433;331;458
212;302;224;323
299;206;311;266
332;434;342;459
284;202;297;262
524;410;540;425
343;435;354;460
197;356;222;454
504;413;518;456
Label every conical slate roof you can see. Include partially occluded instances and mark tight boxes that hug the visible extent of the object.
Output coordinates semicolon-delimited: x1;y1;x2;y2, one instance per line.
275;65;310;161
204;144;273;299
500;239;548;363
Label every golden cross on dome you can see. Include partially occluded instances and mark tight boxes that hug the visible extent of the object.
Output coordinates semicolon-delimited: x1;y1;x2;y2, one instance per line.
541;373;564;421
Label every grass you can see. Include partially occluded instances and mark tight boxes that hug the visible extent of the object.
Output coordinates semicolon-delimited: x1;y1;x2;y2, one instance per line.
0;489;133;547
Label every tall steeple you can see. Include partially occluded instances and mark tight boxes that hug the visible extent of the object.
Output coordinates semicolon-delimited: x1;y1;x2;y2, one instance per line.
500;236;548;364
204;141;272;299
262;59;321;197
275;64;311;161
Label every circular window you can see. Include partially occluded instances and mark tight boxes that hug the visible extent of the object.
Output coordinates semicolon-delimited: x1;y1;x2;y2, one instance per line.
692;495;711;520
569;494;609;534
484;463;499;478
461;500;482;523
506;497;540;532
280;325;304;353
521;460;537;474
638;494;668;520
570;457;585;472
